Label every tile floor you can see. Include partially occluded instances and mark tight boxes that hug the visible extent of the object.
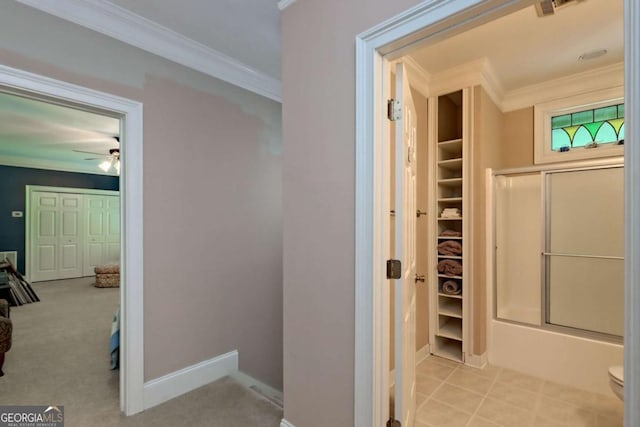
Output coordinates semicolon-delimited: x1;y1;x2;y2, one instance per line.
413;356;623;427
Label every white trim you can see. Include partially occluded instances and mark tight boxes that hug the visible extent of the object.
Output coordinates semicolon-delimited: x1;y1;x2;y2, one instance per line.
15;0;282;102
624;0;640;421
355;0;639;425
280;420;296;427
0;64;145;415
278;0;298;11
0;155;117;176
416;343;431;364
465;352;488;369
402;57;431;98
231;371;283;408
501;62;624;112
143;351;238;410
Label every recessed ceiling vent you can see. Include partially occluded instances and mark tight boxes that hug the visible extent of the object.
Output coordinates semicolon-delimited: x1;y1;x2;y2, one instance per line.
535;0;583;17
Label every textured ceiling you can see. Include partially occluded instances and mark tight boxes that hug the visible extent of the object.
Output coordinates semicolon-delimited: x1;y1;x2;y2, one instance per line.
410;0;624;92
109;0;282;79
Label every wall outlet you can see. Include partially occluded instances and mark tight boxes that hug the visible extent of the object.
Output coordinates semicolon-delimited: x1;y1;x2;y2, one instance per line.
11;211;23;217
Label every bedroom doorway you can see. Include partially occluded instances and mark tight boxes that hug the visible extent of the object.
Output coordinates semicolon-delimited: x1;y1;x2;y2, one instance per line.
0;65;144;415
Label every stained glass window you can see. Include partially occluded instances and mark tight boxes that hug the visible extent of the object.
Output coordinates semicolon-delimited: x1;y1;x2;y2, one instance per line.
551;103;625;151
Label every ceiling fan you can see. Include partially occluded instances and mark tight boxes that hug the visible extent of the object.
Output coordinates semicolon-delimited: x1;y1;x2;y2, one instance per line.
73;136;121;175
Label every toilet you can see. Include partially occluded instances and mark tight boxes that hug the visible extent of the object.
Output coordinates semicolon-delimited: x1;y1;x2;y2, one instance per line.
608;366;624;401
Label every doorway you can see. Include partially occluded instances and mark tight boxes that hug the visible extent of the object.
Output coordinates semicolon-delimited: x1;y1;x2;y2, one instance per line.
354;0;639;426
0;65;144;415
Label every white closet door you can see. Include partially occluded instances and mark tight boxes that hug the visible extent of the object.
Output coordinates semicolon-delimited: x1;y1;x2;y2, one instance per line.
31;192;60;282
104;196;121;264
84;196;107;276
58;193;83;279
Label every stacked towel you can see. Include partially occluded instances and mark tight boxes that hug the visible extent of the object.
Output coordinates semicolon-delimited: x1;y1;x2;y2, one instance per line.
441;280;462;295
437;259;463;276
440;208;461;218
438;240;462;255
439;229;462;237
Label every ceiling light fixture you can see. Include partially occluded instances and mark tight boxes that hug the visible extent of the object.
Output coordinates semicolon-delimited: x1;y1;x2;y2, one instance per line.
579;49;608;61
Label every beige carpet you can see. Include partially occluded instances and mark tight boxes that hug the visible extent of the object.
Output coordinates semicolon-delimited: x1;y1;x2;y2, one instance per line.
0;277;283;426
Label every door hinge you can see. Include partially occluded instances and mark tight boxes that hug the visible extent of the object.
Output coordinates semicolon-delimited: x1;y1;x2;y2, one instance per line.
387;99;401;121
386;259;401;279
386;418;401;427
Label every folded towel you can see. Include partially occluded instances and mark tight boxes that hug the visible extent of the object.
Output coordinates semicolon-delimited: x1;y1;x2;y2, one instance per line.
441;208;461;217
439;229;462;237
437;240;462;255
441;280;462;295
438;259;463;276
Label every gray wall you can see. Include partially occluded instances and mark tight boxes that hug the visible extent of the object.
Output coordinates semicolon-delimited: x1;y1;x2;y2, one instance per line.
0;2;283;389
281;0;422;425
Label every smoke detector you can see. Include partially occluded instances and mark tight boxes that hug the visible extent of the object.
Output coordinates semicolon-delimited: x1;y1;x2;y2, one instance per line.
535;0;584;17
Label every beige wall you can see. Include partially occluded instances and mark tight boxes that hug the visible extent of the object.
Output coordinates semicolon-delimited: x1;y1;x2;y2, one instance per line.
0;3;283;388
281;0;423;425
472;86;504;355
501;107;534;168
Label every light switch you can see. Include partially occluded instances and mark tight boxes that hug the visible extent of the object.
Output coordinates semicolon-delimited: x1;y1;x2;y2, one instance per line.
11;211;23;217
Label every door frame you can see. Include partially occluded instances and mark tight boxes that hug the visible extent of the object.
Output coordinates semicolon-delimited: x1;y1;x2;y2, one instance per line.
354;1;640;426
0;64;145;415
25;185;120;282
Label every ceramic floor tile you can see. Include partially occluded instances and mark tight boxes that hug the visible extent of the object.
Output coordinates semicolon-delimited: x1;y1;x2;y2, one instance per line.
532;416;568;427
589;395;624;420
416;392;429;409
467;416;502;427
536;396;597;427
476;397;535;427
457;363;502;380
416;358;457;380
488;381;539;411
596;414;623;427
446;370;495;395
541;381;597;407
432;383;484;414
496;368;544;393
416;399;472;427
416;373;444;396
428;356;462;368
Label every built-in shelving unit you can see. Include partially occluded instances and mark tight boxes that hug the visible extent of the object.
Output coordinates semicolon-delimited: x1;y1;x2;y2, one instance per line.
431;89;467;363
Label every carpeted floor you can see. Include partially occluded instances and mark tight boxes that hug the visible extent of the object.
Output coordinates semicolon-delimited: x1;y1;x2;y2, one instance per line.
0;277;283;426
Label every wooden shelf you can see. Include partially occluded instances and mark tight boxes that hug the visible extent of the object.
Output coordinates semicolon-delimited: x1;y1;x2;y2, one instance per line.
434;337;463;362
438;274;462;280
437;158;463;170
438;255;462;260
438;292;463;300
439;299;463;318
438;139;463;157
438;197;463;203
437;321;463;341
437;236;462;240
438;217;462;221
438;178;463;187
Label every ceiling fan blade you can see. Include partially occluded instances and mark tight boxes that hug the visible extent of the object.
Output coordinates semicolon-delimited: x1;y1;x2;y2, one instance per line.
73;149;106;156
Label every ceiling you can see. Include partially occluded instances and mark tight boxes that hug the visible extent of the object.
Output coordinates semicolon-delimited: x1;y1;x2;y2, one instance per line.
109;0;282;79
0;92;120;175
410;0;624;92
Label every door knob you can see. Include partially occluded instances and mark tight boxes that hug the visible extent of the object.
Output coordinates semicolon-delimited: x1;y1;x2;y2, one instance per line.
415;274;425;283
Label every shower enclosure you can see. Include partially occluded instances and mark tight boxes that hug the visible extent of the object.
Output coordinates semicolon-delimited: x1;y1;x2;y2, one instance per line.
493;161;624;340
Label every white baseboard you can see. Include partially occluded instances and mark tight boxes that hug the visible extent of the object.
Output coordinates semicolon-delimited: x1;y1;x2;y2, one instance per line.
465;352;488;369
231;371;283;408
143;350;238;410
416;344;431;364
280;419;296;427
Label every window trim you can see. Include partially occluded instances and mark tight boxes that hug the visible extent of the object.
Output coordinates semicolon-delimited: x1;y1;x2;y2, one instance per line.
534;86;624;164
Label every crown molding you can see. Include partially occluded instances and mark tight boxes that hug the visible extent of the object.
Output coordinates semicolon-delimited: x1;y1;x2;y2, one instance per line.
402;57;431;99
501;62;624;112
278;0;298;11
15;0;282;102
